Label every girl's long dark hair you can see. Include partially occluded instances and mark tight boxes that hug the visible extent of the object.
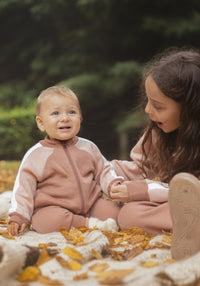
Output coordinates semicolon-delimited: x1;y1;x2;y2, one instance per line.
140;47;200;183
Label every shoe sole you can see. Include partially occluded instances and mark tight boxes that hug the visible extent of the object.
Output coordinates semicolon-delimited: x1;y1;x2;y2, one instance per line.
169;172;200;260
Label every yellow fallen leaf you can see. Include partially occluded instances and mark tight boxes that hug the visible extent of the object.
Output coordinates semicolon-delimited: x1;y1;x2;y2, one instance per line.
151;254;157;259
73;272;88;281
148;242;170;249
38;275;63;285
165;258;176;263
63;246;83;261
0;219;8;224
130;234;145;245
59;227;85;245
38;243;57;248
89;262;110;273
55;256;69;268
162;236;172;244
56;256;82;271
141;261;158;268
0;230;15;240
36;247;52;266
99;277;124;285
67;260;82;271
96;269;134;279
162;230;172;237
17;266;41;282
91;248;103;259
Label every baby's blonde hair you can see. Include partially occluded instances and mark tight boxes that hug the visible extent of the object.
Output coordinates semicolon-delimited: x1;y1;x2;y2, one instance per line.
36;86;82;119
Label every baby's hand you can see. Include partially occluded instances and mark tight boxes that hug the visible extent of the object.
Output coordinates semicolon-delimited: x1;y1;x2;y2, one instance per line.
7;222;27;236
110;182;129;203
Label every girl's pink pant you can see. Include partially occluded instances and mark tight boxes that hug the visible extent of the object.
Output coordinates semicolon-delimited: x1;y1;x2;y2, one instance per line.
118;201;172;235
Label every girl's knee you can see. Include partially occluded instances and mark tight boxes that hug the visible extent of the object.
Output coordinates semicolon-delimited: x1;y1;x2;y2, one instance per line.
118;203;140;230
90;198;120;221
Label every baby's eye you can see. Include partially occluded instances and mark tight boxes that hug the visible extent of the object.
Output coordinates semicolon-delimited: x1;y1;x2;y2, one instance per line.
52;111;59;115
68;110;76;114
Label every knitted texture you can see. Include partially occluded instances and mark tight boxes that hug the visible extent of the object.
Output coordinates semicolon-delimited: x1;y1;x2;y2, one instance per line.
88;217;118;232
1;192;200;285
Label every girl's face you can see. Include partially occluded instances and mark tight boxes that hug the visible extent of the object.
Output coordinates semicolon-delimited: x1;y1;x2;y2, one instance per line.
36;94;81;141
145;76;181;133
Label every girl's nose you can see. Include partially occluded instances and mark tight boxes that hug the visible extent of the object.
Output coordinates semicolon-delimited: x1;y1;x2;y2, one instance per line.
145;101;151;114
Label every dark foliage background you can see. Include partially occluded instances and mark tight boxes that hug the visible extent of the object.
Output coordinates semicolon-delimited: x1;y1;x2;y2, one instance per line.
1;0;200;160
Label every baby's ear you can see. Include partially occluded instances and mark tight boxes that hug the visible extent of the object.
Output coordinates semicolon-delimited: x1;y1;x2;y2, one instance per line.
36;115;45;132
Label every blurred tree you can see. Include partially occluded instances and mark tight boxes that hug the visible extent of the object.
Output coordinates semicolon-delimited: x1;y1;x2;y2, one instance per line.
0;0;200;159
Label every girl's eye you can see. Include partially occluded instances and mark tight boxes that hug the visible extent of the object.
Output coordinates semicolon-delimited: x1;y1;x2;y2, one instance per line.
153;104;162;110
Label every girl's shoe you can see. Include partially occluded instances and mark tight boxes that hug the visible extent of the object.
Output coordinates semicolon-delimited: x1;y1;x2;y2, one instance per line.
169;172;200;260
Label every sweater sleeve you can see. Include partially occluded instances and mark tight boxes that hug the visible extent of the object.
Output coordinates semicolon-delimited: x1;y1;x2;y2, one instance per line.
100;160;125;196
108;135;169;203
8;144;42;226
87;141;124;196
146;179;169;202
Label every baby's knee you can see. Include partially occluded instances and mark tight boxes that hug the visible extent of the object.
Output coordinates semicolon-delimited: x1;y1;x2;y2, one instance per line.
32;206;73;233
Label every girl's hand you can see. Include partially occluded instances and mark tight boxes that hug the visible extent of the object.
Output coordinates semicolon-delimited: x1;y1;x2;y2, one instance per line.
7;222;27;236
110;182;129;203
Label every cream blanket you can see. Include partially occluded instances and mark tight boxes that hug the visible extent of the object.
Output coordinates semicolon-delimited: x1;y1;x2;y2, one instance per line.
0;191;200;286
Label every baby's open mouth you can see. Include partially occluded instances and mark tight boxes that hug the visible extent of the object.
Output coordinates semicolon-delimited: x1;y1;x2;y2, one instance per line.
59;126;71;129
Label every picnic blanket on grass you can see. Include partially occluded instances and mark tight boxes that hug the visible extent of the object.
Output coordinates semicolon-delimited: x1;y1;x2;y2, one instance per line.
0;191;200;286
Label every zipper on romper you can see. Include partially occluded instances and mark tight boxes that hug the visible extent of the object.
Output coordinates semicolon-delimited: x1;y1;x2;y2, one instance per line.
63;145;85;213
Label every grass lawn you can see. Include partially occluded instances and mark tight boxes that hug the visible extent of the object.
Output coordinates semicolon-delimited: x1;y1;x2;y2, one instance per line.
0;160;20;193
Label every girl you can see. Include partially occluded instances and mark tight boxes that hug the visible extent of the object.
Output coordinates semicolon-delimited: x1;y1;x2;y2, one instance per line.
106;47;200;259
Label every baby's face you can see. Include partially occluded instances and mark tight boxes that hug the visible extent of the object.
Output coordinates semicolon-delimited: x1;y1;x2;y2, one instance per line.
36;94;81;141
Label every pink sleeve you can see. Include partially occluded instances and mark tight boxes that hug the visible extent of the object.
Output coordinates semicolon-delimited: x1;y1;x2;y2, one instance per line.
111;136;145;181
146;180;169;202
108;135;169;202
125;180;150;201
89;142;124;196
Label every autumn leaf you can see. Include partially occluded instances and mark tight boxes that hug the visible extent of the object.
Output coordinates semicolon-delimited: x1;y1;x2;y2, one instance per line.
96;269;134;280
99;277;124;285
55;256;69;268
91;248;103;259
38;275;63;285
148;242;171;250
59;227;86;246
17;266;41;282
165;258;176;263
73;272;88;281
141;260;159;268
56;256;82;271
162;236;172;244
0;219;8;224
162;230;172;237
121;246;144;261
63;246;83;261
89;262;110;273
0;229;15;240
38;243;57;248
67;260;82;271
36;247;52;266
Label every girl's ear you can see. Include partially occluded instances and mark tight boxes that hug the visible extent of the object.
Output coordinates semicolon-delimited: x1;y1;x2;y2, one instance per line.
36;115;45;132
